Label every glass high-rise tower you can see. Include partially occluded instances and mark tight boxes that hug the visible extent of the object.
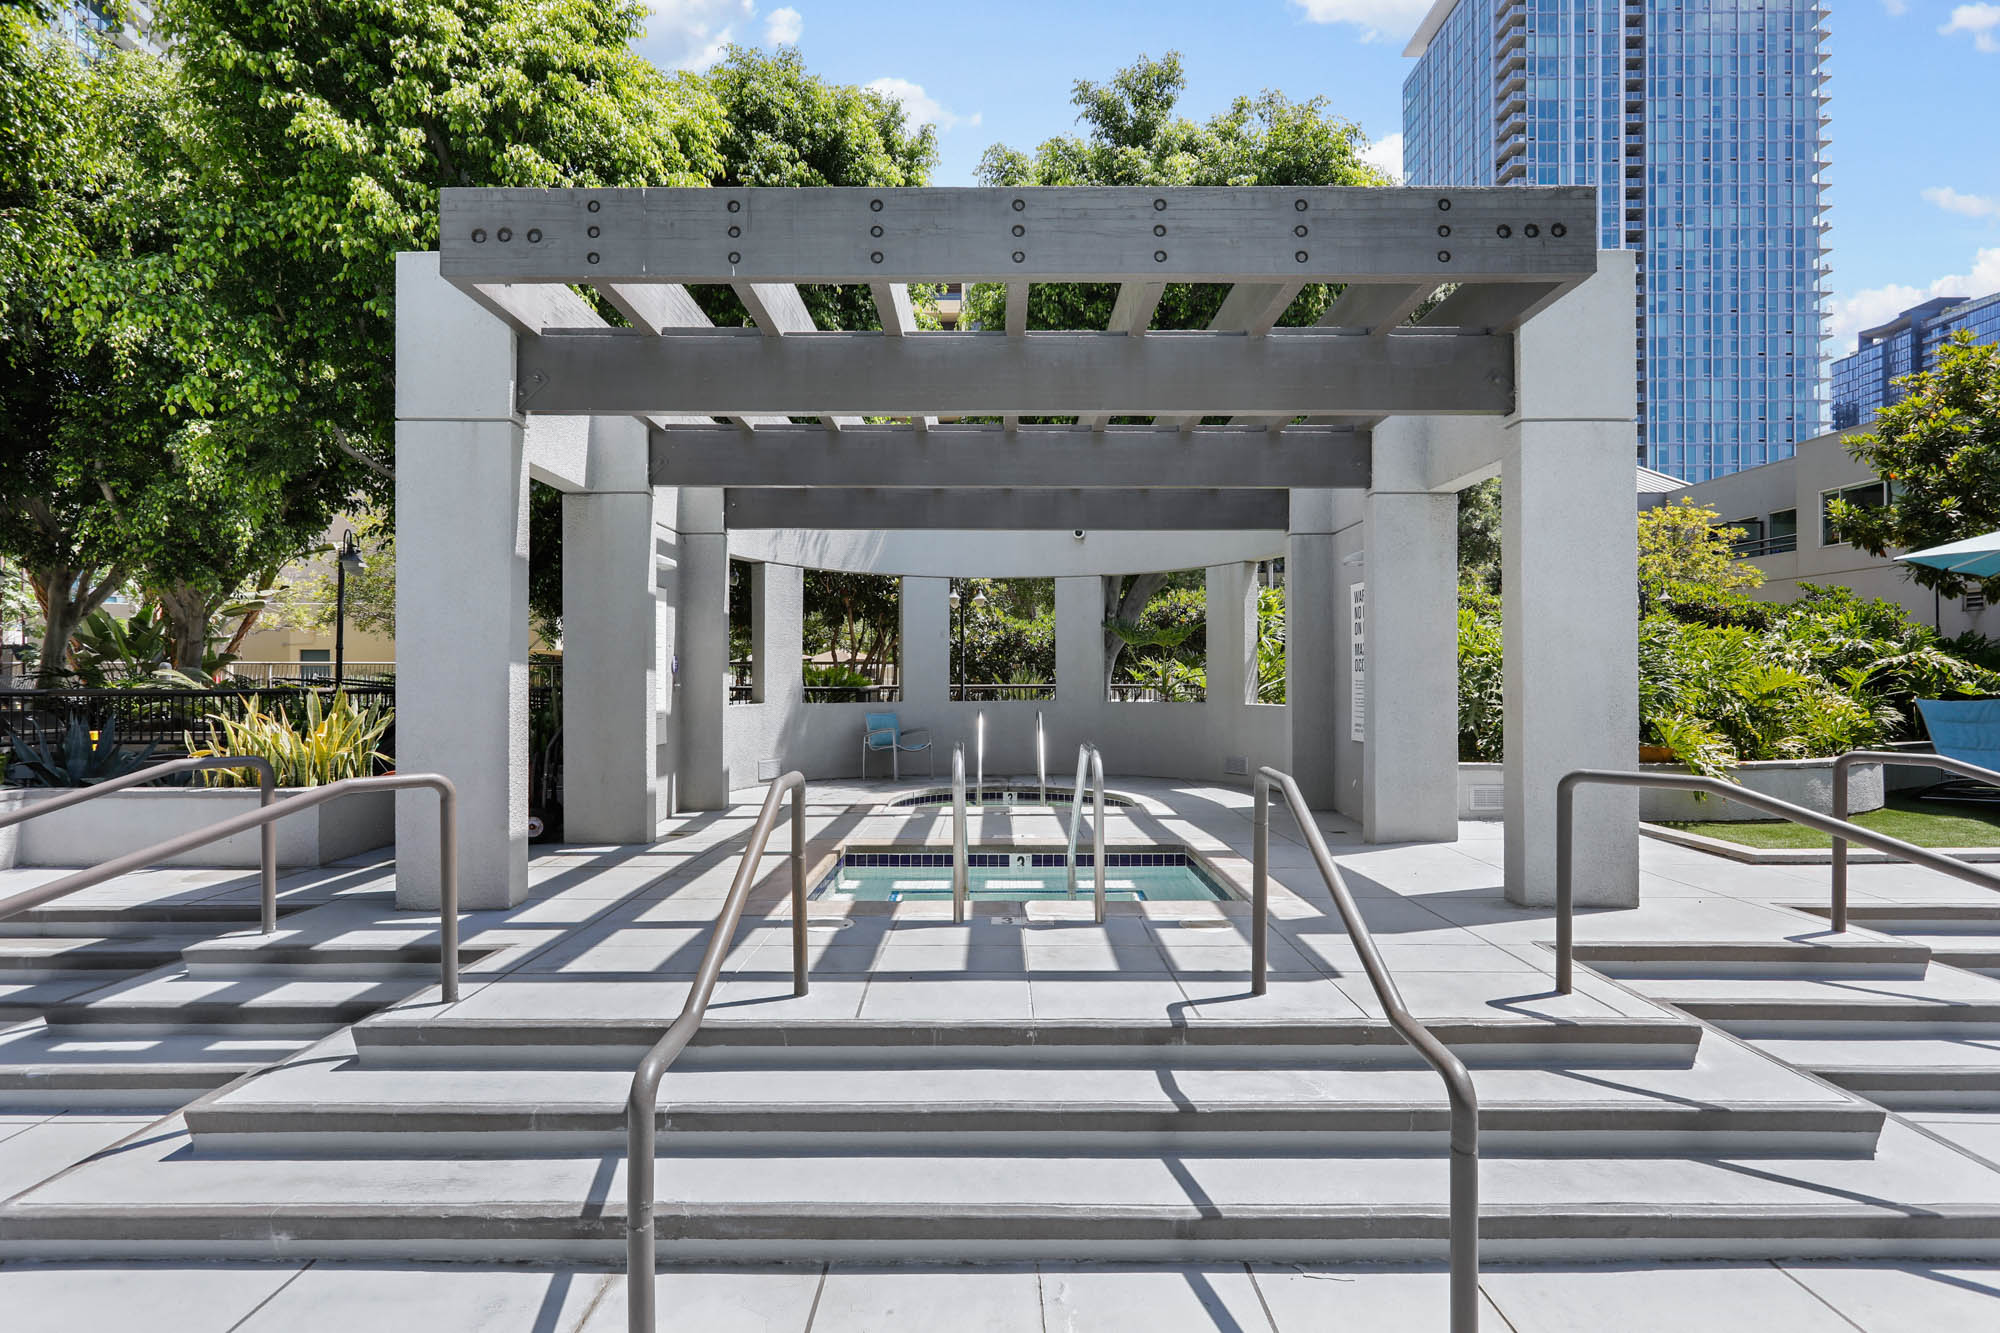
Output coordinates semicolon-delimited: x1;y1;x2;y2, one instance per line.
1402;0;1830;482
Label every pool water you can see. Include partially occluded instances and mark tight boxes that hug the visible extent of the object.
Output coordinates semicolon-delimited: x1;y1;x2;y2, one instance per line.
814;849;1231;903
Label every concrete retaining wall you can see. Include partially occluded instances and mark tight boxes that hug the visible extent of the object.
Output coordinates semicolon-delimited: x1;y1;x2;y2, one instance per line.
1455;758;1887;825
0;787;394;869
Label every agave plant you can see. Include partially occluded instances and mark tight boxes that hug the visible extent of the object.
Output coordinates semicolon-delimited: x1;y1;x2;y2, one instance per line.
187;690;392;788
6;716;157;787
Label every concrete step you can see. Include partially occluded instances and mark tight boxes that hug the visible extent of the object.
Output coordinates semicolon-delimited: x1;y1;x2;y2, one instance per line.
184;1036;1881;1156
0;1025;313;1111
39;971;422;1035
3;1117;1992;1262
1754;1035;2000;1110
1898;935;2000;978
351;1012;1707;1070
0;900;308;937
0;935;200;981
1641;967;2000;1035
1575;939;1931;979
0;975;128;1024
1793;904;2000;931
180;934;481;980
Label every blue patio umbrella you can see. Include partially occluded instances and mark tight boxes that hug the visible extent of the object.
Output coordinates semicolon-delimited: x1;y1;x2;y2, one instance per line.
1899;530;2000;582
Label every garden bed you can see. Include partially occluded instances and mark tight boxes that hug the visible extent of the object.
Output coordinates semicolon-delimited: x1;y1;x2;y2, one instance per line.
0;786;393;870
1646;794;2000;866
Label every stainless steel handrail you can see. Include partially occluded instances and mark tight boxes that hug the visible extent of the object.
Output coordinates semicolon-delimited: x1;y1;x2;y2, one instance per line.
976;709;985;797
1063;743;1108;922
627;772;808;1333
951;743;969;923
0;773;459;998
0;755;280;932
1834;750;2000;932
1252;766;1479;1332
1036;710;1047;805
1556;767;2000;993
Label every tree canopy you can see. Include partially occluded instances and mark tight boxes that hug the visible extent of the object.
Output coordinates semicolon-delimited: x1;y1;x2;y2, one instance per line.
1833;332;2000;598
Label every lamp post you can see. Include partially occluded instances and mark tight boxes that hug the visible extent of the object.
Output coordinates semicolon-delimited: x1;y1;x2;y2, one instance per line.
334;530;362;688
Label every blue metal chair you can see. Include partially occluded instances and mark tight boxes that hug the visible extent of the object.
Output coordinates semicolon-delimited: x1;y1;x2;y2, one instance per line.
1913;699;2000;803
862;712;932;781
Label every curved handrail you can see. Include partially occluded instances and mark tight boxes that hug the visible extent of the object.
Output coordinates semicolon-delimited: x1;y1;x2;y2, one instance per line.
1063;743;1108;922
1252;766;1479;1333
0;754;279;932
1834;750;2000;932
0;772;458;997
951;743;969;923
627;772;810;1333
1036;710;1047;805
976;709;985;798
1556;767;2000;993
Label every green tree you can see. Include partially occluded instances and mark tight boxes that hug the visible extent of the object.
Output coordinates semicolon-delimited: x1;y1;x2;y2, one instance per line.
1832;332;2000;598
1457;478;1502;594
965;52;1390;353
1637;498;1765;600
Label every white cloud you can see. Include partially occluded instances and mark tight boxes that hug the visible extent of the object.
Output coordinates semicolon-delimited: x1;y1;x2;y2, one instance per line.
1829;247;2000;349
1361;131;1404;183
764;5;801;44
1924;185;2000;219
1882;0;1908;14
863;77;981;132
645;0;754;71
1942;2;2000;52
1288;0;1434;44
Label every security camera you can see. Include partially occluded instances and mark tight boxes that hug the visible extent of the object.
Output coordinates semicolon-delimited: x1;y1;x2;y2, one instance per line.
1072;529;1086;541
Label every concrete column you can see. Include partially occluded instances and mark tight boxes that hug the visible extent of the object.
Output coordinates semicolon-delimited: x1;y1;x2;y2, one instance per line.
1055;577;1103;708
393;252;530;910
1287;490;1344;808
1502;251;1640;907
652;489;678;819
902;577;951;708
1205;562;1253;710
762;562;804;707
560;416;658;844
677;487;730;809
1362;422;1460;844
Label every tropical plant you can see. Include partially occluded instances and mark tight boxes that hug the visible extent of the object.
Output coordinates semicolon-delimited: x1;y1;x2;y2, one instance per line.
1457;586;1505;763
186;690;391;787
1254;585;1287;704
1123;656;1207;703
6;715;156;787
66;604;240;686
1638;498;1765;600
802;662;876;703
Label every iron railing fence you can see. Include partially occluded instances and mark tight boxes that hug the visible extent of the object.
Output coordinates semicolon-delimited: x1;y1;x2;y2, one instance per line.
952;681;1056;701
0;684;396;765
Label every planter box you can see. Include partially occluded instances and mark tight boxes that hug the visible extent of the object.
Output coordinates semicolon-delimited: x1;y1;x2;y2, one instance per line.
0;786;393;870
1456;757;1886;825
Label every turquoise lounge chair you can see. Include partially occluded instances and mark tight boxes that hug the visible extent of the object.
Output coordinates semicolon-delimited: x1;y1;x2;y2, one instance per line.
1913;698;2000;804
862;712;932;781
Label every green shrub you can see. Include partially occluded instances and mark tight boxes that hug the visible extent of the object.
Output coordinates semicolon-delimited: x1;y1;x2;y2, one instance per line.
187;690;391;787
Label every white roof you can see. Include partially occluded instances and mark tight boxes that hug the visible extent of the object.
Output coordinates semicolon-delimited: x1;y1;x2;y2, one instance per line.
1405;0;1466;58
1635;467;1684;495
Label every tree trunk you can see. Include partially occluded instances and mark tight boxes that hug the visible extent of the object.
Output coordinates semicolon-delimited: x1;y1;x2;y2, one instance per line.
1101;572;1170;695
28;561;124;690
152;583;217;677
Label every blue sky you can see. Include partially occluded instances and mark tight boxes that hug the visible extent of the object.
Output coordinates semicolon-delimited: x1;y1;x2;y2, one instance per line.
636;0;2000;353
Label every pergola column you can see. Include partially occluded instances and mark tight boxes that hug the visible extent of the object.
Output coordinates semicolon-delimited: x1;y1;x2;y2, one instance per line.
392;252;530;909
1361;423;1460;844
1287;489;1345;808
560;416;659;842
676;487;730;809
902;577;951;707
1503;251;1640;907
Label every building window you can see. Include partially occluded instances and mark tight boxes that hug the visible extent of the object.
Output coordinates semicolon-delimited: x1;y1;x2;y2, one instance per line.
298;649;331;680
1768;508;1798;554
1820;482;1886;546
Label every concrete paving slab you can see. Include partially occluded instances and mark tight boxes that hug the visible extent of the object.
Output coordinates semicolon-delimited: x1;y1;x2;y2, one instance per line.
0;1260;305;1333
1779;1261;2000;1332
810;1263;1042;1332
1905;1112;2000;1162
234;1262;613;1332
1038;1262;1272;1332
1479;1262;1854;1332
0;1114;154;1200
1251;1262;1481;1331
576;1265;824;1332
856;978;1034;1023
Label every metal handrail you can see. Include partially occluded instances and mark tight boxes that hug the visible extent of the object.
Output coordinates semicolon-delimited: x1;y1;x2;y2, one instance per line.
1063;743;1108;922
951;743;969;923
627;772;808;1333
1036;711;1047;804
1556;767;2000;993
0;773;459;999
0;755;279;932
1833;749;2000;932
976;709;985;796
1252;766;1479;1333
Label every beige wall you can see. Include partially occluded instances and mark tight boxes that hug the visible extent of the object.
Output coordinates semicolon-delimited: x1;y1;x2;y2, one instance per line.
1674;428;1994;638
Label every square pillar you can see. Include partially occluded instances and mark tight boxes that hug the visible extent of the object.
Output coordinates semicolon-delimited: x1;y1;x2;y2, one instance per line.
1286;490;1346;809
1205;562;1254;709
560;416;659;843
1055;577;1103;706
902;577;951;707
676;488;730;809
1502;252;1640;907
393;253;530;910
1361;481;1460;844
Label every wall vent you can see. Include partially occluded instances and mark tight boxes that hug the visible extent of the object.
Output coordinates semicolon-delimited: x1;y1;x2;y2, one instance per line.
757;758;781;781
1224;755;1250;776
1469;785;1504;813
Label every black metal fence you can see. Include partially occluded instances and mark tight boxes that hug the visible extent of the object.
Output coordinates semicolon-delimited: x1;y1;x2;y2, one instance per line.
0;684;397;764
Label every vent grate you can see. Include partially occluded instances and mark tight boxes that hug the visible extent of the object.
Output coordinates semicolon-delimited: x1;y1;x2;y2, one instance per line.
1224;755;1250;776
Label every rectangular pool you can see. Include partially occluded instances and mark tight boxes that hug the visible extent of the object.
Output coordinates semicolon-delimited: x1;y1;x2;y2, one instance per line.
813;847;1233;903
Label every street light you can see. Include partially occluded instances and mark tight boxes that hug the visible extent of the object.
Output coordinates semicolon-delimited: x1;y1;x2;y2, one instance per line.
334;530;363;688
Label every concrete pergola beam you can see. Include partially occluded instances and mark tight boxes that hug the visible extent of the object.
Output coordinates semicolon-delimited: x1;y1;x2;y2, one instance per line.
515;329;1514;418
650;424;1370;489
720;487;1290;531
439;186;1598;285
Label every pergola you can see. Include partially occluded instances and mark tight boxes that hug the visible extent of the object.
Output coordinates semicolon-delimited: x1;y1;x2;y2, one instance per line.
394;186;1639;914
